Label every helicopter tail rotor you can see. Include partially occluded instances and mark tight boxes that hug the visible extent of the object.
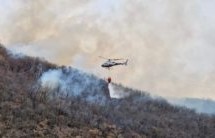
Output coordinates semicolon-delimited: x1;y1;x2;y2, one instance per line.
125;59;128;65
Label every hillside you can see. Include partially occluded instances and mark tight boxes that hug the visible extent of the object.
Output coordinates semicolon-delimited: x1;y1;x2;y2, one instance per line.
0;44;215;138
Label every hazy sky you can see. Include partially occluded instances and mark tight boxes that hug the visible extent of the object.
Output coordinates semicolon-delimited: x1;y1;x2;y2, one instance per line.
1;0;215;99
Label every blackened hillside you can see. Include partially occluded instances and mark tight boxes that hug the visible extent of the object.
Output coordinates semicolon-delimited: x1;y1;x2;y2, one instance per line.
0;44;215;138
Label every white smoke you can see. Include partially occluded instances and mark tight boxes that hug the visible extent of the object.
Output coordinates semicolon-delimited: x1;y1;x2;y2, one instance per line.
167;98;215;115
5;45;27;59
39;67;109;103
40;69;63;90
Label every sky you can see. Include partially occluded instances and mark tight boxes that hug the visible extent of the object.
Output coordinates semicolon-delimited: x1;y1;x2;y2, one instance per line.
1;0;215;99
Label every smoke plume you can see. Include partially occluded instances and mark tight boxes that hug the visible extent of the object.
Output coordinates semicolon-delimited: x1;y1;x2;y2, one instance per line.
1;0;215;99
167;98;215;115
39;67;109;103
40;69;63;90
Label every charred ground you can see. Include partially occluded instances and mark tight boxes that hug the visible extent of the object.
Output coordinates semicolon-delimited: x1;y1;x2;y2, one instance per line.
0;44;215;138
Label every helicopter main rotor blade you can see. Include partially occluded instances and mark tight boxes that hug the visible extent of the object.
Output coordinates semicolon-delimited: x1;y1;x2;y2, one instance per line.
99;56;125;60
112;58;125;60
99;56;109;60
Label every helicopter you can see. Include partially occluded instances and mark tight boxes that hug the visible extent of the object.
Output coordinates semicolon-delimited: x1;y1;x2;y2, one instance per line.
99;56;128;69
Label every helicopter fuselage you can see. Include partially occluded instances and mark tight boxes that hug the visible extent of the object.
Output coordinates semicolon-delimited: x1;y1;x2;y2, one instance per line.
101;60;128;68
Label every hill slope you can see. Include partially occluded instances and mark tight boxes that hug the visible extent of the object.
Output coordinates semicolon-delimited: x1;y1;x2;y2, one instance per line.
0;44;215;138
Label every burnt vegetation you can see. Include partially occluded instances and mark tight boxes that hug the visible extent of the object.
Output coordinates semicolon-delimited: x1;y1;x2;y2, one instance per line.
0;44;215;138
